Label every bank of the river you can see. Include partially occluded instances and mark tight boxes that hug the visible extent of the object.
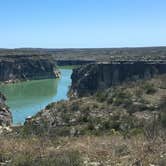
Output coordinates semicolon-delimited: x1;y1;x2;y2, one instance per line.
0;66;75;125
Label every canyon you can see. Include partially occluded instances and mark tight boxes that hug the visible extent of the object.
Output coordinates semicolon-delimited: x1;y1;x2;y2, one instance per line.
0;47;166;83
0;48;166;165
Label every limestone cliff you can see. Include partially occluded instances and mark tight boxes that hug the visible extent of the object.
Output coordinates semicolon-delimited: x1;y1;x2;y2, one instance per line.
0;58;57;82
70;61;166;97
0;92;12;126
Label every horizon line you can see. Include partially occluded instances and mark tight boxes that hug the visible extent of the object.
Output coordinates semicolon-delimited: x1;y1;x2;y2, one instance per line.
1;45;166;50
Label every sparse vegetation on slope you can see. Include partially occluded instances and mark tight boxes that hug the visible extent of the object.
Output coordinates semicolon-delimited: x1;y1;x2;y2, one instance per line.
1;74;166;165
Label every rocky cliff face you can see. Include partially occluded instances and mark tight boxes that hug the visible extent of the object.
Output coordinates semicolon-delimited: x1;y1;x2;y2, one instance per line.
70;61;166;97
0;58;57;82
0;92;12;126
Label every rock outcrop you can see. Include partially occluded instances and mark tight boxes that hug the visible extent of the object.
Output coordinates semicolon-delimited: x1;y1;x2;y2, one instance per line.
0;92;12;126
70;61;166;97
0;58;57;82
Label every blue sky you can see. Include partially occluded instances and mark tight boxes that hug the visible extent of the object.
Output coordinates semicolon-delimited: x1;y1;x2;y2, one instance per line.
0;0;165;48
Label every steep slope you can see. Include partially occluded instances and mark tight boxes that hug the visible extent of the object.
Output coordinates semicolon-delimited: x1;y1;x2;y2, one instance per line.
0;58;57;82
0;92;12;126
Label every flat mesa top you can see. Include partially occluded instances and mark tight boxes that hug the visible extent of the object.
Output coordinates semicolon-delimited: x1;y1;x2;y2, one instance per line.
0;47;166;61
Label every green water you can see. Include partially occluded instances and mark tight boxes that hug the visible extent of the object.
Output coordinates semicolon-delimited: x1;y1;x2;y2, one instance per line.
0;67;73;124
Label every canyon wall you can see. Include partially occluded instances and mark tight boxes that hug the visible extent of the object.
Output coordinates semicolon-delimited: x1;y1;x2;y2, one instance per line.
70;61;166;97
0;93;12;126
0;58;57;82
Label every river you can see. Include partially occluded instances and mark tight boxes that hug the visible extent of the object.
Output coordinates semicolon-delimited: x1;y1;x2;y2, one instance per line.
0;66;73;125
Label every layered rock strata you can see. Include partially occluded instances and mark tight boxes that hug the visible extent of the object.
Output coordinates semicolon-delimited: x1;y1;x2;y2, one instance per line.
70;61;166;97
0;58;57;82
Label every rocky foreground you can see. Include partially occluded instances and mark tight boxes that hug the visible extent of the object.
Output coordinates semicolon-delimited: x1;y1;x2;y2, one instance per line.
0;92;12;126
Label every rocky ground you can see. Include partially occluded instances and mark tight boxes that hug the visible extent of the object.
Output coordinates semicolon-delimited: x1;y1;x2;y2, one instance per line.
26;75;166;136
0;92;12;127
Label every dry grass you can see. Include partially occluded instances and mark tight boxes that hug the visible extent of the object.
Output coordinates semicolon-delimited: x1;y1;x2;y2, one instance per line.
0;134;165;166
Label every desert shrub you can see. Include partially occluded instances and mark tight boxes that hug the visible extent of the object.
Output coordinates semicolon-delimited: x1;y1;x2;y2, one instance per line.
0;152;10;164
10;153;35;166
160;75;166;89
92;103;99;109
127;102;147;115
48;151;83;166
96;88;133;107
102;120;111;130
61;112;70;123
159;95;166;111
109;121;121;131
143;83;157;94
78;105;90;123
21;119;49;137
70;102;79;111
113;96;132;107
87;121;95;131
119;115;136;132
45;102;55;109
143;113;159;141
159;96;166;128
50;127;71;137
158;158;166;166
135;87;143;97
96;91;107;102
160;111;166;128
129;128;143;136
112;90;132;107
79;114;89;123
